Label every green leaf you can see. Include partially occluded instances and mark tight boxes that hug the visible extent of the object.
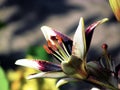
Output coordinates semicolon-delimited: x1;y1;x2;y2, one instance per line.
27;46;52;61
0;66;9;90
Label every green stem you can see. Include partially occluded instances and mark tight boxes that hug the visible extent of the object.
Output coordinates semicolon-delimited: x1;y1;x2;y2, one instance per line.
87;78;119;90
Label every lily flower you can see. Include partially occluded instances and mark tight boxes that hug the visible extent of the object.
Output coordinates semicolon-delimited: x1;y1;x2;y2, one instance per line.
15;17;119;90
109;0;120;21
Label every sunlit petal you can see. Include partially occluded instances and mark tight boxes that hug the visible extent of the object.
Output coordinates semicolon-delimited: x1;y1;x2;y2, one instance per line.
41;26;57;45
15;59;41;70
41;26;72;45
72;17;86;59
85;18;108;51
27;72;67;79
15;59;61;71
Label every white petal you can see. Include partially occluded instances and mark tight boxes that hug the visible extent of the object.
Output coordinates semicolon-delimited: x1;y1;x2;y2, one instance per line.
27;72;66;79
41;26;56;45
15;59;40;70
56;78;78;88
90;87;100;90
72;17;86;59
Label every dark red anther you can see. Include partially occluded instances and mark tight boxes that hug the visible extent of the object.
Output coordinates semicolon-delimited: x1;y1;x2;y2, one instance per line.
47;40;57;51
102;43;108;50
51;36;57;41
56;35;63;43
43;45;53;54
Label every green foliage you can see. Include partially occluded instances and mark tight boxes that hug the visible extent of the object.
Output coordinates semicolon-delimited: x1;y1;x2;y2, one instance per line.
0;66;9;90
27;45;52;61
0;21;6;29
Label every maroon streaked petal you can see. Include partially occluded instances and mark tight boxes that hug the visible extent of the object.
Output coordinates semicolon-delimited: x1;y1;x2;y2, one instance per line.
55;34;72;55
41;26;72;43
37;60;61;71
54;31;73;54
15;59;62;72
85;21;100;51
51;27;72;44
85;18;108;51
41;26;73;54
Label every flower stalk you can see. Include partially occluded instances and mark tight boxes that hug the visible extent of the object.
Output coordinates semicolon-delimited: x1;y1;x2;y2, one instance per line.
87;77;119;90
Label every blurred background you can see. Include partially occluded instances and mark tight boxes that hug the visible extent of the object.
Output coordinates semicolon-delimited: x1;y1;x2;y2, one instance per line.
0;0;120;90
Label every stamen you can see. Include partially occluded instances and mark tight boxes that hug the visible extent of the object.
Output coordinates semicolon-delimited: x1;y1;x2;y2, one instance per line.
53;50;65;61
56;35;62;44
46;41;66;61
102;44;108;50
56;35;71;57
56;44;69;61
61;43;71;57
47;40;57;51
48;35;70;61
101;44;113;71
52;53;64;62
51;36;57;41
43;45;53;54
44;45;64;62
47;40;65;60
